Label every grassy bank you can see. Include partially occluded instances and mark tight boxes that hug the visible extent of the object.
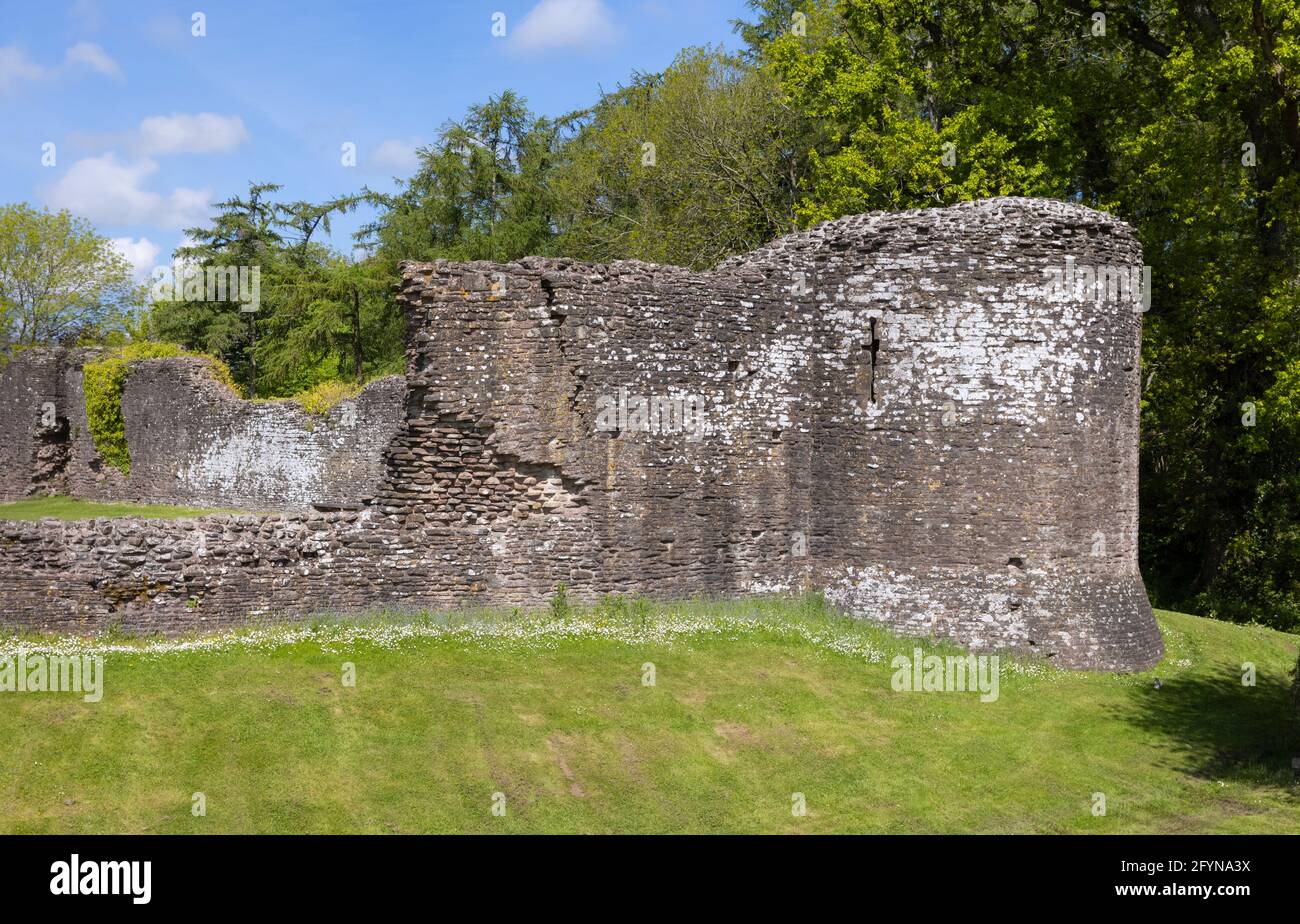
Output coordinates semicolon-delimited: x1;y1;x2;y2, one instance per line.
0;496;238;521
0;598;1295;833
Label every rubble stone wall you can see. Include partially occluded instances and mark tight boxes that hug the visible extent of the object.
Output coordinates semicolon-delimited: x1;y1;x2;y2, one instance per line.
0;351;404;510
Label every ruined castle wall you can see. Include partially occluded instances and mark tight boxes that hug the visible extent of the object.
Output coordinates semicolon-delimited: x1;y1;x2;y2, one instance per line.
0;259;814;632
723;202;1155;669
107;360;404;510
0;351;405;510
60;357;133;501
375;255;817;605
0;511;381;634
0;349;69;500
0;199;1163;670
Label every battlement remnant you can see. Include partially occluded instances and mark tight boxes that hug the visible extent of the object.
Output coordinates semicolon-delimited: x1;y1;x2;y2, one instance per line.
0;198;1162;670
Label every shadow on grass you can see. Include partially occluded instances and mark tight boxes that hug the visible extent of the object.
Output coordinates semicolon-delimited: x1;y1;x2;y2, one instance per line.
1114;671;1299;788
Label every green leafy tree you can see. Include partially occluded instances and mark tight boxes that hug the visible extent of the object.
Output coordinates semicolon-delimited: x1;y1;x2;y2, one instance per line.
147;183;284;396
149;184;403;397
259;252;401;391
362;91;568;262
0;203;137;349
550;46;809;268
754;0;1116;220
1091;1;1300;630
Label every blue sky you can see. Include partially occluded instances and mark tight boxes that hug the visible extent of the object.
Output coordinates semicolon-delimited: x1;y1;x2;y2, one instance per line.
0;0;751;277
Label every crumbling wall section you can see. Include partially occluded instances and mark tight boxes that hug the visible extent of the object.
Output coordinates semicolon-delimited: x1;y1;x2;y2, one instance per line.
110;360;405;510
0;348;70;500
0;351;405;511
377;255;816;605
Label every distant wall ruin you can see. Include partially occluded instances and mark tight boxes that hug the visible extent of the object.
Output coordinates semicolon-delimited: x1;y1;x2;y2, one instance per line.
0;198;1164;670
0;349;404;510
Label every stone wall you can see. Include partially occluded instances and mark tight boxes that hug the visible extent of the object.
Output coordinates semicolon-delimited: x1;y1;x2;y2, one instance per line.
0;350;405;510
0;198;1164;670
0;349;69;500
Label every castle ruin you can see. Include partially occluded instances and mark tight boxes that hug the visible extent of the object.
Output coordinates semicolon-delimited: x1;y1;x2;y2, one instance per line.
0;198;1164;671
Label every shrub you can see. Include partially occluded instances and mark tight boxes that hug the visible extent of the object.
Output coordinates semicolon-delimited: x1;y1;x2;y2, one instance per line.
287;379;363;417
83;343;238;474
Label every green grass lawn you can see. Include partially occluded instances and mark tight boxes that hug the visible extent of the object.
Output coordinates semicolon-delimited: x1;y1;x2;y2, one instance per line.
0;597;1296;833
0;496;239;521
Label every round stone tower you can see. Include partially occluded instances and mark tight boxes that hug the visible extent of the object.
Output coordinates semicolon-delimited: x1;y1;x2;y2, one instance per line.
720;198;1162;670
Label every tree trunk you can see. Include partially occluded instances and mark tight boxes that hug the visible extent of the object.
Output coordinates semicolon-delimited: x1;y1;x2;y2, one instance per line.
351;285;364;383
247;311;257;399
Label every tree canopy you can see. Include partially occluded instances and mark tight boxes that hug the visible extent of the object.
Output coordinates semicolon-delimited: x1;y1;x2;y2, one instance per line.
0;204;136;350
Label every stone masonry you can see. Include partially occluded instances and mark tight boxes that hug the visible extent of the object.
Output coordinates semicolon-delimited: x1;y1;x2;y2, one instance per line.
0;349;404;510
0;198;1164;670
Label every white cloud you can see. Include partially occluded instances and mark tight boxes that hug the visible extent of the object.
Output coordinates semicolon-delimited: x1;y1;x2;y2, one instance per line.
0;41;121;95
63;42;121;79
109;236;162;281
0;46;48;95
371;139;422;173
64;113;251;159
43;153;211;231
137;113;249;155
512;0;620;52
